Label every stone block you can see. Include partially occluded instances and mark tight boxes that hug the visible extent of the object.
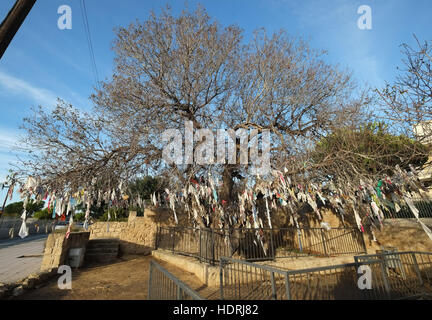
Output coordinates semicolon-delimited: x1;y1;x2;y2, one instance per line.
22;278;36;290
12;286;24;297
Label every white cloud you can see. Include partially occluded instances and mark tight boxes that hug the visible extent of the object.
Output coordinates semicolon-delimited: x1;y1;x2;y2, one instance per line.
0;69;93;111
0;133;25;174
0;128;19;150
0;70;58;107
0;127;28;175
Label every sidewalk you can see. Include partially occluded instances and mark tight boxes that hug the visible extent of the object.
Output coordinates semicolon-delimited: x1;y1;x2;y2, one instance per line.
0;235;47;284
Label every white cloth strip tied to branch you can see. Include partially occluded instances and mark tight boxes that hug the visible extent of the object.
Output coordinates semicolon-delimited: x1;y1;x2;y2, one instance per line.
370;201;384;224
18;197;29;239
307;193;322;220
352;206;364;233
83;199;91;231
404;196;432;241
264;193;272;229
166;188;178;224
151;192;157;206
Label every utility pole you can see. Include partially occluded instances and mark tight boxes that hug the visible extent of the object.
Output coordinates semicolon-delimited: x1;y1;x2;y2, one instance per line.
0;0;37;59
0;186;10;227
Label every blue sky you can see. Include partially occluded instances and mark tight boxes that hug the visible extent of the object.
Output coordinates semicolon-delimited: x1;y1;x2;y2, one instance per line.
0;0;431;203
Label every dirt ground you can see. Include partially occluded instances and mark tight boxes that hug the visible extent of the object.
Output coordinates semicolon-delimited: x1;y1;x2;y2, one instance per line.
14;255;218;300
12;217;432;300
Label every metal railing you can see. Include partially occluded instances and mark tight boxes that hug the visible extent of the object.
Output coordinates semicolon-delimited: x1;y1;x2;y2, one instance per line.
415;251;432;285
354;251;432;299
219;257;386;300
147;260;204;300
382;198;432;219
155;226;367;265
219;251;432;300
146;251;432;300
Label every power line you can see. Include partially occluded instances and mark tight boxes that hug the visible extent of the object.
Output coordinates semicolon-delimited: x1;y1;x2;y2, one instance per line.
79;0;100;90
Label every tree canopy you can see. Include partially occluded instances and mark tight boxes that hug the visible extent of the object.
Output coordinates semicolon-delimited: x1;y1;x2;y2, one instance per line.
16;6;370;199
4;200;44;215
311;122;430;182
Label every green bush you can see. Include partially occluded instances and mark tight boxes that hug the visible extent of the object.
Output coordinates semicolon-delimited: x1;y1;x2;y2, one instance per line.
4;201;24;215
73;212;86;222
313;122;430;176
4;199;45;216
129;206;144;217
28;200;45;214
33;208;53;220
1;211;20;217
74;200;107;220
100;207;129;222
128;176;168;201
4;200;45;216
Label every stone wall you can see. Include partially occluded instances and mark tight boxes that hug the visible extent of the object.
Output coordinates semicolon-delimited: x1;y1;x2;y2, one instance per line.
40;232;90;271
89;210;163;255
364;218;432;253
89;222;127;240
152;250;220;287
0;218;55;240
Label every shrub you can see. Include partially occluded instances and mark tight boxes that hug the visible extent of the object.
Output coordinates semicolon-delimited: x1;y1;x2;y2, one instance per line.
4;200;45;216
129;206;144;217
73;212;85;222
4;201;24;215
33;208;53;220
100;208;129;222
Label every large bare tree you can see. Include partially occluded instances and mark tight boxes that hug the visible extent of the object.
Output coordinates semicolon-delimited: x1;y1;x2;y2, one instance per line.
17;6;369;201
377;36;432;140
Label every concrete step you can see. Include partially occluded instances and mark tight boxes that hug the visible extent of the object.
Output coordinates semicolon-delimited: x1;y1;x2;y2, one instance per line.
87;239;119;245
87;243;119;249
87;239;119;247
84;239;119;264
84;253;118;264
88;238;118;242
86;248;119;254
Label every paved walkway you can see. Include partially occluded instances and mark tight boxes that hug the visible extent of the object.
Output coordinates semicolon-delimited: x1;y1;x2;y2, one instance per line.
0;235;47;284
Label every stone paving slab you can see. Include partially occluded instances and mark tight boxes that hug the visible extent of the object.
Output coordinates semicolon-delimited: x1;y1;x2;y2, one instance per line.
0;235;47;284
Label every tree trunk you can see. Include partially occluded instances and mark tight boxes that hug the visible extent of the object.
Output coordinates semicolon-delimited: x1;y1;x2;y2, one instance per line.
220;165;235;203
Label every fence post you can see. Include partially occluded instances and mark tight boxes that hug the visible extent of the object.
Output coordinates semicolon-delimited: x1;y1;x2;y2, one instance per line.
297;229;302;257
147;261;154;300
284;273;291;300
321;229;328;257
211;228;215;265
177;286;182;300
411;252;424;286
172;228;175;254
220;259;225;300
270;229;275;260
270;272;277;300
155;226;159;250
360;229;368;254
379;256;392;299
199;228;202;263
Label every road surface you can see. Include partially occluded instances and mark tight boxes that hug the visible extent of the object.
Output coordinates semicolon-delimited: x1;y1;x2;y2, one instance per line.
0;234;47;284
